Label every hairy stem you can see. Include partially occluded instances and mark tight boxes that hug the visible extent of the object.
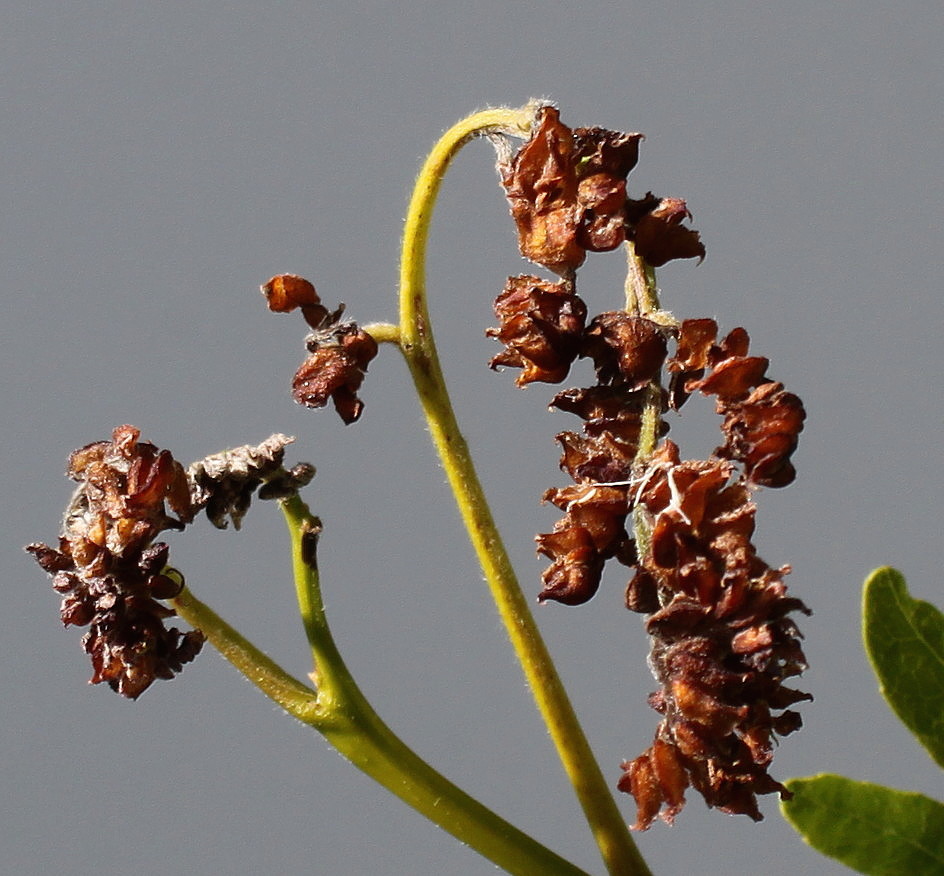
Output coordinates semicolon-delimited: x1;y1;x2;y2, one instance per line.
397;105;651;876
626;241;664;585
173;499;590;876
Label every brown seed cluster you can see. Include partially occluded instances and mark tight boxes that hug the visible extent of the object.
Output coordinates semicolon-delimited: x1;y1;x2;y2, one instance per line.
27;426;312;698
490;108;808;827
499;106;703;276
262;274;378;424
620;441;811;828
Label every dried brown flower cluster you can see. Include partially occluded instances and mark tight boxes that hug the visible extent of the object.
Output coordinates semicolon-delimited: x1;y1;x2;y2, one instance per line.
262;274;378;423
27;426;312;698
490;107;808;827
499;106;703;276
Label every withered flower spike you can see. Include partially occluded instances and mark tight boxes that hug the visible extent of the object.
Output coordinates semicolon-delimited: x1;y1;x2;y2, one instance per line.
26;426;206;698
494;110;805;827
187;434;313;529
28;428;315;698
618;442;809;827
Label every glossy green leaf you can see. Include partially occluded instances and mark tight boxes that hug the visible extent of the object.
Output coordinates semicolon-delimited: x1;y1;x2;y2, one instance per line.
863;567;944;767
782;775;944;875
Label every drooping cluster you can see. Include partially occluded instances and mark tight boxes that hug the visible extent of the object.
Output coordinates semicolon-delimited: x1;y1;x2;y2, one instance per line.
489;107;808;827
620;441;811;828
262;274;378;424
499;106;703;275
26;426;312;698
667;318;806;488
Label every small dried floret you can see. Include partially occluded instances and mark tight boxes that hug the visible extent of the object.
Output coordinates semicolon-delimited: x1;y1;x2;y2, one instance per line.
550;385;661;443
717;382;806;488
261;274;345;330
263;273;378;423
487;275;587;386
536;482;633;605
626;195;706;268
556;430;637;484
536;526;605;606
293;323;379;423
501;107;585;274
667;318;719;410
582;313;669;389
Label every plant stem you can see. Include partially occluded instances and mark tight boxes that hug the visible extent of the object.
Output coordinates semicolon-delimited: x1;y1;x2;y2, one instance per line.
625;241;665;592
397;105;651;876
172;585;320;722
362;321;401;346
173;501;591;876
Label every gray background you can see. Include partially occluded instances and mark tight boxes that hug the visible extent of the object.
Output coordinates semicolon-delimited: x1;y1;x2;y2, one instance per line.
4;2;943;874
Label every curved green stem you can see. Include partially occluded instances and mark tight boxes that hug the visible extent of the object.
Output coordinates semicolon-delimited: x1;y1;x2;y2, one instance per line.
397;105;651;876
362;321;401;346
173;499;589;876
172;585;321;723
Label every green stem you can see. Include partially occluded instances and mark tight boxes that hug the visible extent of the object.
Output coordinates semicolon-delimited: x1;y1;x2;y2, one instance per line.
362;321;401;346
625;241;665;575
172;585;321;723
397;105;651;876
172;505;589;876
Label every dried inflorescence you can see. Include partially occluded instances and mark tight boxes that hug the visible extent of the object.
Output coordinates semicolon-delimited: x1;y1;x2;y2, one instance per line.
27;426;312;698
262;274;378;424
667;318;806;488
620;441;811;828
188;433;315;529
489;107;808;828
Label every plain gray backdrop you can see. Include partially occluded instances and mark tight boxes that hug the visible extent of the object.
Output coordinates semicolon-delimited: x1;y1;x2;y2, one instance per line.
5;2;943;874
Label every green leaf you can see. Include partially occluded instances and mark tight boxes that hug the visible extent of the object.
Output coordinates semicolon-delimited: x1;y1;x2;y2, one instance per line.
863;567;944;767
782;775;944;875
